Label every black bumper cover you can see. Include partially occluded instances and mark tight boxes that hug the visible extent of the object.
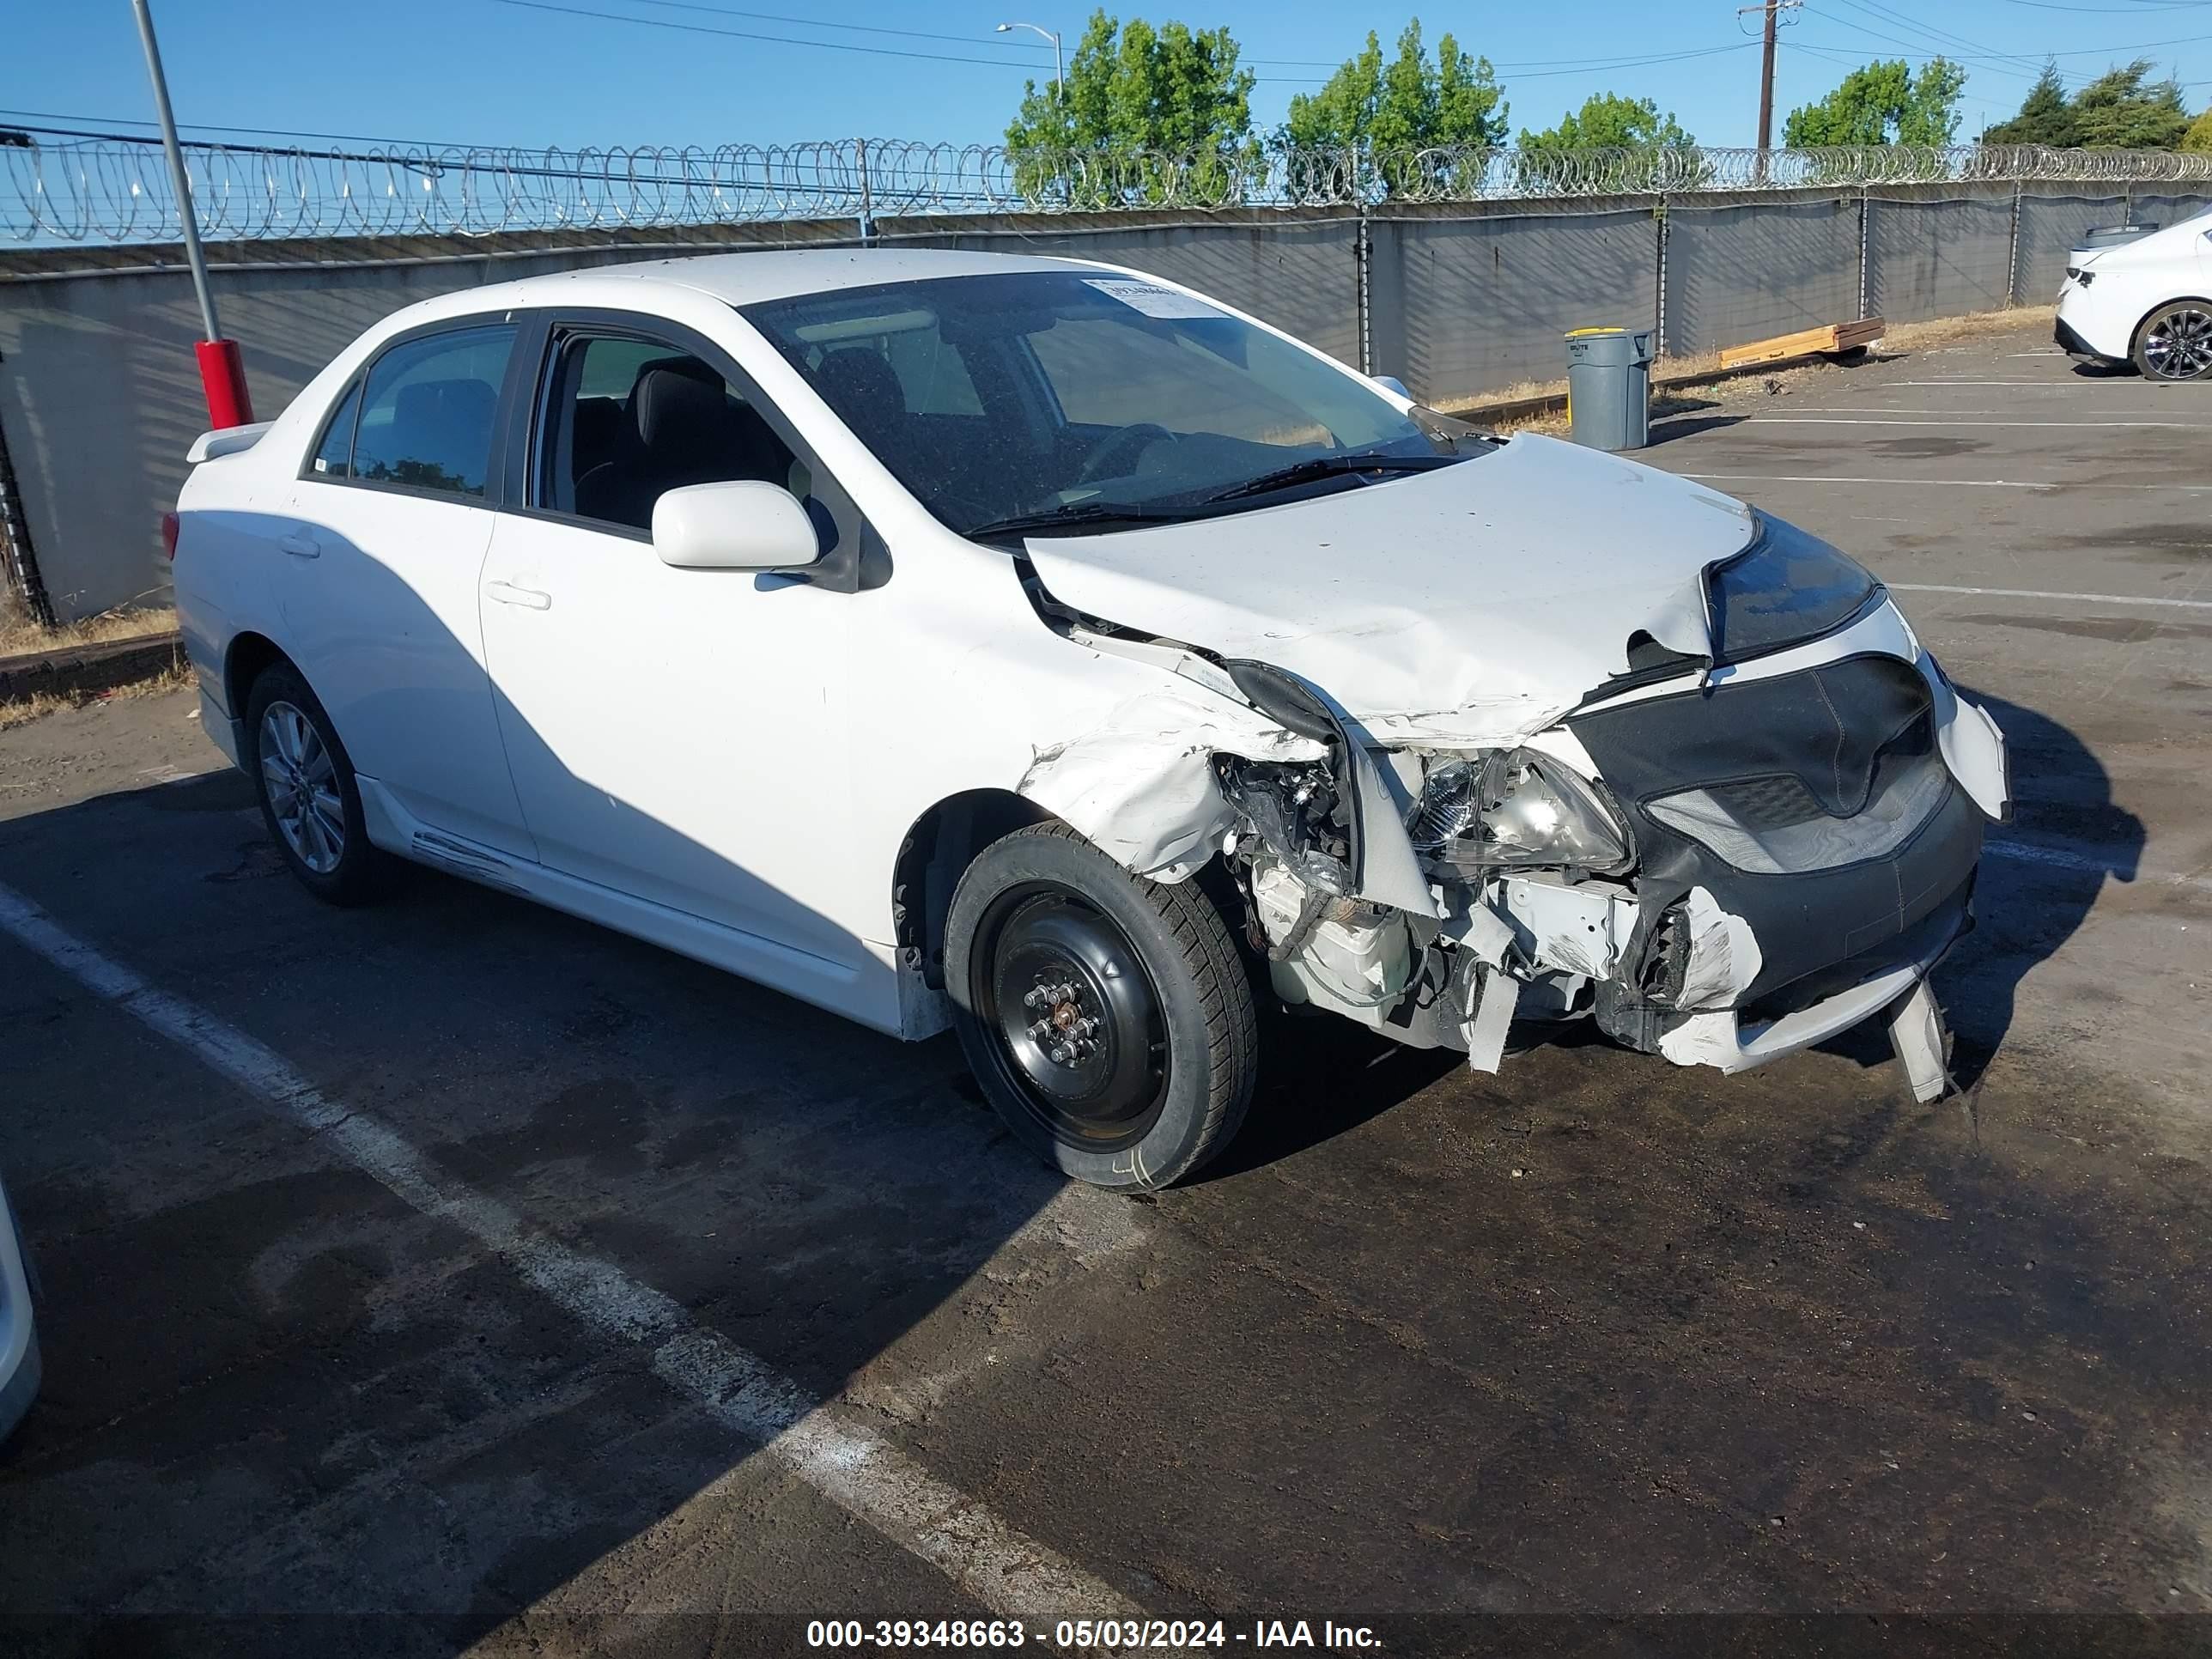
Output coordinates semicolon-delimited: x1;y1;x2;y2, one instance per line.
1570;653;1984;1030
2055;315;2115;362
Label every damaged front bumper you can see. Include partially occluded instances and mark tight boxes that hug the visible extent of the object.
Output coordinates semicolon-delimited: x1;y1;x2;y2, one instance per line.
1222;635;2007;1103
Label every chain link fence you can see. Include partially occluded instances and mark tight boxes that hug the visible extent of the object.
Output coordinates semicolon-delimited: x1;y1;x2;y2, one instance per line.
8;129;2212;244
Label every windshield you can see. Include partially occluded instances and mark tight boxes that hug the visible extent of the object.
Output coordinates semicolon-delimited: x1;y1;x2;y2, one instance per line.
740;271;1465;538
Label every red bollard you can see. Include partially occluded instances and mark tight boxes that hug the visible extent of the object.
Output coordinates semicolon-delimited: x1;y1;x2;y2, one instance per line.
194;337;255;428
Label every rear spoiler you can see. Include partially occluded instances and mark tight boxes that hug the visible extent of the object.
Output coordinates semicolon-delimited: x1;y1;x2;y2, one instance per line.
186;421;274;465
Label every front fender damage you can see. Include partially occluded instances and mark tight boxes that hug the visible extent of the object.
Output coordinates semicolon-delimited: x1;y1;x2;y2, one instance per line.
1017;682;1329;881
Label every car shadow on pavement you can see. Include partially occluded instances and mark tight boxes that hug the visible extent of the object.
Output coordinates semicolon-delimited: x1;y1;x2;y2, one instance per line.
1927;690;2140;1091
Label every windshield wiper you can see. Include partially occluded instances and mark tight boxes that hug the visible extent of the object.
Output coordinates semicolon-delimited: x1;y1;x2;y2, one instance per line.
965;501;1188;541
1200;452;1452;506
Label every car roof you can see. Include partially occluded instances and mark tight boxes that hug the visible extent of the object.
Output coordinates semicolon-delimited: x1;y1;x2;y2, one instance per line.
410;248;1110;325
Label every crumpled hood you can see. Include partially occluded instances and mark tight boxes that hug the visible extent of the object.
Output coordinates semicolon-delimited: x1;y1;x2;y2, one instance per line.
1025;434;1757;745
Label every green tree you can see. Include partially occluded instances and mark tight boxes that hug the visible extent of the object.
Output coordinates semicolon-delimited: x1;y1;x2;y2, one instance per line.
1517;92;1698;191
1983;60;2075;147
1782;58;1967;148
1003;10;1259;203
2067;60;2189;149
1981;58;2189;151
1280;19;1506;151
1519;93;1693;154
2185;106;2212;153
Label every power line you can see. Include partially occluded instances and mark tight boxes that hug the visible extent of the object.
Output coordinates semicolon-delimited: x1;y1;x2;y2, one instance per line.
1987;0;2211;11
1826;0;2049;73
486;0;1054;70
0;109;501;150
536;0;1757;75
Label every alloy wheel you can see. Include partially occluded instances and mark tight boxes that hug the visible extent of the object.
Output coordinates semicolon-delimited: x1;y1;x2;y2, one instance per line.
259;701;345;875
2143;306;2212;381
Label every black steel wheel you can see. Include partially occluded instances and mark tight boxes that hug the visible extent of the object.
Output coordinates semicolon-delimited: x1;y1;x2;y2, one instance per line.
945;823;1258;1191
972;885;1170;1152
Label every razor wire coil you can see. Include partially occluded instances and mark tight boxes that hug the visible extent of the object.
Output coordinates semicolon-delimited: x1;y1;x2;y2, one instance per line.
7;132;2209;246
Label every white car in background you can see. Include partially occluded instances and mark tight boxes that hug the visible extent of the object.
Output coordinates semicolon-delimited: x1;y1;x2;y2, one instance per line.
2056;205;2212;380
171;251;2008;1191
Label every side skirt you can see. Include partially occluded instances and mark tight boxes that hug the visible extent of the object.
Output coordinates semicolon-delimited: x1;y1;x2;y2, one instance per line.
354;777;923;1041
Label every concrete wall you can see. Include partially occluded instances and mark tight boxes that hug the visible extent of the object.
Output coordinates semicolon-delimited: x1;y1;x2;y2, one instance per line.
0;185;2149;620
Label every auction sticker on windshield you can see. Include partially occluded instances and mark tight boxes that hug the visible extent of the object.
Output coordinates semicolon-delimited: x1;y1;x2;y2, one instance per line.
1081;277;1224;319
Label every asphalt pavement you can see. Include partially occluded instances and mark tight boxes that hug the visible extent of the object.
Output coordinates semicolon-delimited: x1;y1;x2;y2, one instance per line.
0;320;2206;1658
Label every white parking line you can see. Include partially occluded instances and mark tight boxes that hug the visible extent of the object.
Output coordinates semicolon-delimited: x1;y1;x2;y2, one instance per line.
1988;838;2211;895
1754;407;2205;419
1891;581;2212;611
0;882;1146;1627
1747;417;2212;429
1689;473;2212;492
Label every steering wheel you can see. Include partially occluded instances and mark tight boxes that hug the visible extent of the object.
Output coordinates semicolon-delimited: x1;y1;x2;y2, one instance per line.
1076;422;1173;486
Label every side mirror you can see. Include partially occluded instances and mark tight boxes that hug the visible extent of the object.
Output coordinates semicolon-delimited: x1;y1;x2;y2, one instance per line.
653;480;822;571
1370;374;1412;400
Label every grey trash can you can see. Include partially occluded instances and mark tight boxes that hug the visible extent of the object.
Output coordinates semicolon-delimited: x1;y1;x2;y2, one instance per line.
1565;326;1653;452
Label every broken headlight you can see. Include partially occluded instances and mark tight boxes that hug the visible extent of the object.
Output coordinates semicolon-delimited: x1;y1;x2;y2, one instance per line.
1408;750;1631;876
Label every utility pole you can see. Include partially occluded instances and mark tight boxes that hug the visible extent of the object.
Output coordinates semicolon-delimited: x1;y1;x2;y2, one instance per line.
1738;0;1802;160
131;0;253;428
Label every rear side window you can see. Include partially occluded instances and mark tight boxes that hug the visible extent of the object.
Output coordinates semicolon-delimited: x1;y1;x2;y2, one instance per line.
341;325;517;499
309;380;363;477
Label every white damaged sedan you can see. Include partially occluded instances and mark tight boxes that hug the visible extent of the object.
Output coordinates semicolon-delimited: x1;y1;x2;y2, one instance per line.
173;251;2009;1189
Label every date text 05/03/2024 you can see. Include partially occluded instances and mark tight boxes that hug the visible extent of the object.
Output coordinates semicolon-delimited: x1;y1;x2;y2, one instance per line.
805;1619;1383;1649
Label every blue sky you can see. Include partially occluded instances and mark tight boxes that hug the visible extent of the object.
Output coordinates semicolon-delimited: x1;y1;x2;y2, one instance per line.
6;0;2209;155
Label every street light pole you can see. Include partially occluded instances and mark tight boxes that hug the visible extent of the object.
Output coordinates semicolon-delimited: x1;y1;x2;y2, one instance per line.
130;0;254;427
996;21;1064;107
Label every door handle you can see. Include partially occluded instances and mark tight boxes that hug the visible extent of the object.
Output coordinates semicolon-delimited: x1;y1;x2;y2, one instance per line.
277;532;320;558
483;580;552;611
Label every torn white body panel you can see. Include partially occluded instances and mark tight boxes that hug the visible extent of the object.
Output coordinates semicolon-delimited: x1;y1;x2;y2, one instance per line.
1674;886;1765;1012
1917;651;2012;821
1024;435;1752;747
1659;961;1925;1073
1887;978;1951;1103
1493;876;1638;982
1016;682;1327;880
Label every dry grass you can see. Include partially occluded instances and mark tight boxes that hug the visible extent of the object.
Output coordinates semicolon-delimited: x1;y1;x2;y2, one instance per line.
1438;303;2058;426
0;603;178;660
0;658;191;732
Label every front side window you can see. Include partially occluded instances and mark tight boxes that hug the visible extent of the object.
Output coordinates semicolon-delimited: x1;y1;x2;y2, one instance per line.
343;325;517;499
742;271;1464;538
538;333;802;533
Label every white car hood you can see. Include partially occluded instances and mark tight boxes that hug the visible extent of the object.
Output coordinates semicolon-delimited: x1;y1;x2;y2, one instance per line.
1024;433;1756;746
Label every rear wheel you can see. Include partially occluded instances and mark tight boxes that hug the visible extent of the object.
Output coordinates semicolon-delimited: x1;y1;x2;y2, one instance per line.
945;823;1257;1191
2132;301;2212;382
246;665;386;906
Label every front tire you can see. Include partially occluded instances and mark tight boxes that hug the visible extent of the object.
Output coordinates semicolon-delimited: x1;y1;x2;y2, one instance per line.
945;823;1258;1191
2132;301;2212;382
246;665;385;906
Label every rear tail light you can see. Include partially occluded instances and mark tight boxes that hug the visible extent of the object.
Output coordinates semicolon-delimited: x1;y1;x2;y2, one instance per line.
160;511;179;560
